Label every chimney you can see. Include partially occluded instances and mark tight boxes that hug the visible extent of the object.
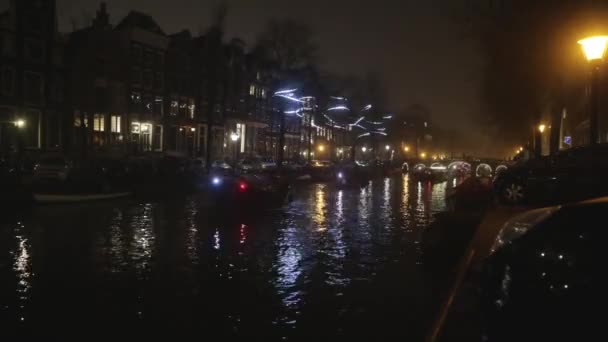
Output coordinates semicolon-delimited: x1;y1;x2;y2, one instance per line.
93;2;109;28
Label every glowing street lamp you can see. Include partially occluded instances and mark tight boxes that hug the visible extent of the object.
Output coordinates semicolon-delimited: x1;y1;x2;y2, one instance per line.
230;132;239;142
420;152;427;159
14;119;25;128
318;145;325;152
579;36;608;145
404;145;410;153
579;36;608;61
230;131;240;173
361;146;367;153
538;124;546;134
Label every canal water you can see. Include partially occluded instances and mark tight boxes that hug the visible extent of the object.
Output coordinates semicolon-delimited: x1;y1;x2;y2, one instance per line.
0;175;450;340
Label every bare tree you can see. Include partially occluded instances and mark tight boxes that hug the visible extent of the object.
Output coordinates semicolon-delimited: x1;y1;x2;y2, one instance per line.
256;19;318;167
203;1;228;170
466;0;608;147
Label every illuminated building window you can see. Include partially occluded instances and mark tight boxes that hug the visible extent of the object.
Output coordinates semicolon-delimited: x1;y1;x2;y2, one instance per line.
131;91;141;103
179;101;187;117
249;84;255;96
188;98;196;119
170;97;178;116
111;115;121;133
155;96;164;116
93;114;105;132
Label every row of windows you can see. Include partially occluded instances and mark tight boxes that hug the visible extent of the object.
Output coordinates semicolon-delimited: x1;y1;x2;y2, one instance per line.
0;67;15;96
129;92;196;119
131;68;163;90
74;113;121;134
169;97;196;118
0;33;16;58
0;67;63;103
249;84;267;99
131;44;164;67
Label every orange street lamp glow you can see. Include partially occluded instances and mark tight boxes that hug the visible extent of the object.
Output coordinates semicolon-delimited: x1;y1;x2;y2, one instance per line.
538;124;546;133
404;145;410;152
14;119;25;128
318;145;325;152
579;36;608;61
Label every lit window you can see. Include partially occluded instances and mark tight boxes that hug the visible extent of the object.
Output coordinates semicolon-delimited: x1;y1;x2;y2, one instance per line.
131;92;141;103
73;112;86;127
111;115;121;133
188;98;195;119
249;84;255;96
93;114;105;132
170;99;178;116
261;89;266;99
179;101;187;117
155;96;164;116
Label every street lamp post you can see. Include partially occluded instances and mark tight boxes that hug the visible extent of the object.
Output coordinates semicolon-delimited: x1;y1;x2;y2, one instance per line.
579;36;608;145
536;123;547;157
11;119;26;167
230;132;239;174
318;144;325;161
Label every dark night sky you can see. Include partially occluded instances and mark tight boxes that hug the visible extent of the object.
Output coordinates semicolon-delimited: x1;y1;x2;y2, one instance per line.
56;0;494;156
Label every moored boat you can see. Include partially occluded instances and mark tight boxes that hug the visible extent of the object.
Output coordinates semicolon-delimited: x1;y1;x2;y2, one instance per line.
33;192;131;204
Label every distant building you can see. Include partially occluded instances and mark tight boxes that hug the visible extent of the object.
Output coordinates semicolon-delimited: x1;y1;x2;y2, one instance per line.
164;29;198;156
223;39;271;160
65;2;127;155
0;0;66;153
1;1;345;163
115;10;168;153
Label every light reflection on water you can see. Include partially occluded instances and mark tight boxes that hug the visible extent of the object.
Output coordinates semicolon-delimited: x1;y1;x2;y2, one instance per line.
13;222;31;323
1;175;450;338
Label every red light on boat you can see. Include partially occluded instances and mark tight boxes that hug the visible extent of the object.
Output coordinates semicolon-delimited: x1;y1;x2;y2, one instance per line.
239;182;248;191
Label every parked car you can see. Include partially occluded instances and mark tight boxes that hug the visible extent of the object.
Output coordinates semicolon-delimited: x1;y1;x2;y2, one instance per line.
429;162;448;181
447;161;471;178
0;157;16;178
33;155;128;193
32;155;73;182
189;158;206;177
309;160;334;181
494;144;608;205
411;163;432;180
210;160;233;175
238;158;262;174
260;158;277;171
480;197;605;341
